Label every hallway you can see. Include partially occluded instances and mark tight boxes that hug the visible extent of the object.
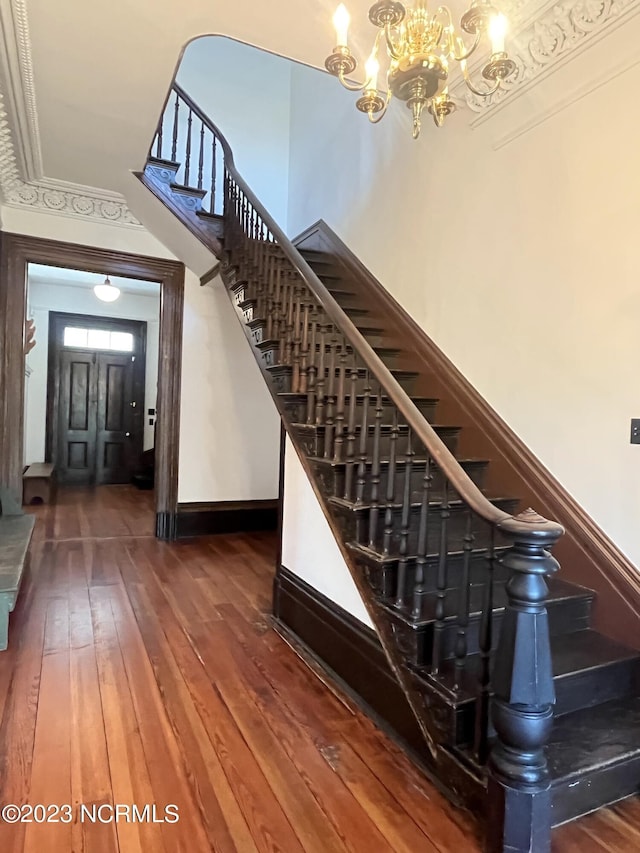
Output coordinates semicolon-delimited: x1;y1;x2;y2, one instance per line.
0;487;634;851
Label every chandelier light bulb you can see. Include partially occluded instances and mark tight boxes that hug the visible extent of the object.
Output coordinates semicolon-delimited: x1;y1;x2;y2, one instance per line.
94;276;121;303
365;54;380;92
489;12;508;54
333;4;350;47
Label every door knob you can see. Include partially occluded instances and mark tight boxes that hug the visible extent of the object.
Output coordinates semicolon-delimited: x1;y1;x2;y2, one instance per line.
125;432;131;437
130;401;136;407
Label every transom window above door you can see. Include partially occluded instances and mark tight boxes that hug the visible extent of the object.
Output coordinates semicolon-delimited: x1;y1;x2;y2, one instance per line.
63;326;134;352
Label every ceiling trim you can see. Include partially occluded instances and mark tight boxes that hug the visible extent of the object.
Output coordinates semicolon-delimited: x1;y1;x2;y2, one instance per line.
452;0;640;125
0;0;141;228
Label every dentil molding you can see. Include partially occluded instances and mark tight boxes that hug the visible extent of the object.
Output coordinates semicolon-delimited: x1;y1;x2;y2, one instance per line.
0;0;141;228
452;0;640;126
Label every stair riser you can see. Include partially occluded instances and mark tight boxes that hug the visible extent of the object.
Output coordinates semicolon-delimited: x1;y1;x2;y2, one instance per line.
554;657;640;717
269;369;419;396
294;427;459;460
551;756;640;826
319;461;488;506
387;594;593;669
359;552;511;599
330;500;517;559
281;397;437;425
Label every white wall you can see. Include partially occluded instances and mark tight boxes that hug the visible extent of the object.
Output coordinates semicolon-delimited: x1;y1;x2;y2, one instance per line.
283;23;640;570
177;36;292;229
282;437;371;626
25;280;160;462
178;272;280;503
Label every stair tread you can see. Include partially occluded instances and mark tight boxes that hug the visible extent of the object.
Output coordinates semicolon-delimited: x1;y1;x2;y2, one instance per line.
548;695;640;783
414;629;640;702
278;391;439;405
330;494;515;513
309;454;488;469
292;421;457;432
383;577;593;629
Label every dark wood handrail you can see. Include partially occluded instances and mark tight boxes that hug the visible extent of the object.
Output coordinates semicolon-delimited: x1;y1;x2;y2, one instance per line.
169;82;563;540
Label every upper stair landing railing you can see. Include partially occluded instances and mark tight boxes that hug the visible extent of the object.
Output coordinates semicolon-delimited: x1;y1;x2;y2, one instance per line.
151;81;567;852
152;83;225;217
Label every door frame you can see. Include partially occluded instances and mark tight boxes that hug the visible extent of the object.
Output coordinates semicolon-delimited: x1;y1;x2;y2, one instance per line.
0;232;185;539
46;311;148;485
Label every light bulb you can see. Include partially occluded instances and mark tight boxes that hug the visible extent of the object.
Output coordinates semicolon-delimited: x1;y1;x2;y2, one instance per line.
94;277;121;303
489;12;508;55
365;54;379;92
333;4;350;47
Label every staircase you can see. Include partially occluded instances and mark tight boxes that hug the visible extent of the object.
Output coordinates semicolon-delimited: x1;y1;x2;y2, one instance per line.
139;83;640;852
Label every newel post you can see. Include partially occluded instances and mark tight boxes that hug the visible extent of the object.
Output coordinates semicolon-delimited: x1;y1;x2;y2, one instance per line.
487;508;564;853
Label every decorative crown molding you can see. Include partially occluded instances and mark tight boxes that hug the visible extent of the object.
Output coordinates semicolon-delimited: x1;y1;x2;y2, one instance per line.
452;0;640;126
0;0;141;228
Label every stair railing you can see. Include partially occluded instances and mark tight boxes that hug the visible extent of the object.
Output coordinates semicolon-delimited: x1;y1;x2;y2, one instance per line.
154;81;566;852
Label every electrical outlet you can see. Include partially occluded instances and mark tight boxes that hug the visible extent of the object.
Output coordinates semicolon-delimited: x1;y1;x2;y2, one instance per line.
631;419;640;444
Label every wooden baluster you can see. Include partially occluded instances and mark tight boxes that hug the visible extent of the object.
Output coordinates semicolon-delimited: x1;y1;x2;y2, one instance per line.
411;456;432;618
272;260;282;343
314;323;329;425
395;427;414;608
291;285;303;393
475;525;495;766
323;336;339;457
282;276;295;367
383;410;399;556
184;108;193;186
171;92;180;162
298;297;310;395
343;358;359;500
265;252;276;341
367;388;384;550
155;121;163;159
453;510;474;688
431;480;450;674
306;307;319;424
332;346;348;462
197;122;205;190
356;370;371;544
210;135;217;214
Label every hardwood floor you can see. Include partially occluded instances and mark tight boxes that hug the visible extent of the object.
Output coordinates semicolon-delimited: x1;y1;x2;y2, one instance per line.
0;485;634;851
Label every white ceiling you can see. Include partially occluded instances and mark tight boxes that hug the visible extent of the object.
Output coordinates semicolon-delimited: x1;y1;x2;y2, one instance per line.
22;0;346;197
27;263;161;296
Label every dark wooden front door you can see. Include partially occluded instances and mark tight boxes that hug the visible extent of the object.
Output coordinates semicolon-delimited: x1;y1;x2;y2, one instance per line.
57;349;137;485
50;313;147;487
58;349;97;484
96;352;134;484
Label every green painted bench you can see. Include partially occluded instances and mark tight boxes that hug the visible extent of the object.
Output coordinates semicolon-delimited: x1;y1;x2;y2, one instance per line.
0;488;35;650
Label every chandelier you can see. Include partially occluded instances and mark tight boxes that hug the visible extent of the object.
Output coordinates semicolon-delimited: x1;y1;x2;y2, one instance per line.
324;0;516;138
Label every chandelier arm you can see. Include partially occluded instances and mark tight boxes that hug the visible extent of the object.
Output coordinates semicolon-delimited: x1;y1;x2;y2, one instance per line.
367;89;392;124
453;31;482;62
461;63;500;97
337;69;369;92
383;23;403;62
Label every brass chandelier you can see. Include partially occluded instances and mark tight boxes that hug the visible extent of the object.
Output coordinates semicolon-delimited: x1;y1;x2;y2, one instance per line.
324;0;517;138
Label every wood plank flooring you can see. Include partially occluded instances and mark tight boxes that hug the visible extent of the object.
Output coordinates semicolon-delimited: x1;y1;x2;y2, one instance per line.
0;485;633;851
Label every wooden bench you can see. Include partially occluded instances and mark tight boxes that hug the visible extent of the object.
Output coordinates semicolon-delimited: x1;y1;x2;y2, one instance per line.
0;488;34;650
23;462;56;505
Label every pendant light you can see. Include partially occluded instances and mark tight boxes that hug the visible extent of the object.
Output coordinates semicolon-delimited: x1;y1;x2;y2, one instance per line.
94;275;121;303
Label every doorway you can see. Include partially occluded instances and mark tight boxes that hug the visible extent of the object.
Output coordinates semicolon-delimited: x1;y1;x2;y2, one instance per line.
47;312;147;486
0;232;185;539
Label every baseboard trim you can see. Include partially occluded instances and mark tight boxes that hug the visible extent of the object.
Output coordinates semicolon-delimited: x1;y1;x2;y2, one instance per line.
274;564;424;755
176;499;279;538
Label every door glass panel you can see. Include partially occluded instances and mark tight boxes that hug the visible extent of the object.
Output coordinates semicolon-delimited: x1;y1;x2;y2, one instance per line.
110;332;134;352
63;327;88;348
87;329;111;350
63;327;135;352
